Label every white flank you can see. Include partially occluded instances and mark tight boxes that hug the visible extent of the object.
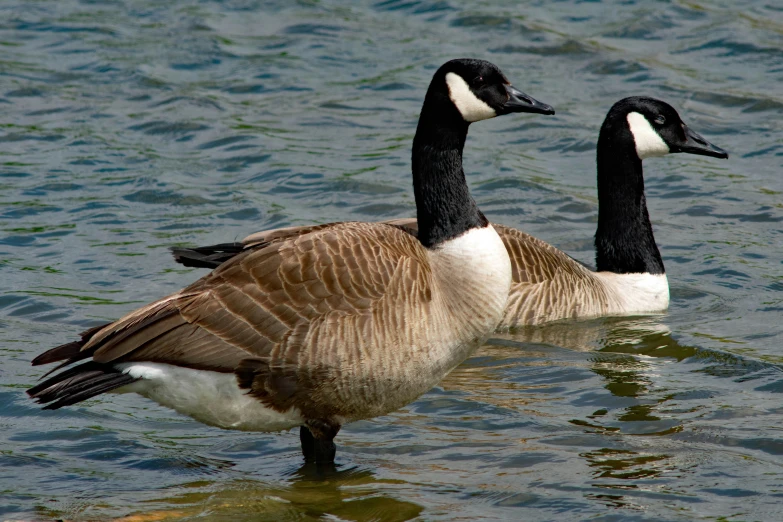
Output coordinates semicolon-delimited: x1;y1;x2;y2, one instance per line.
445;72;496;122
627;112;669;159
115;363;304;432
594;272;670;314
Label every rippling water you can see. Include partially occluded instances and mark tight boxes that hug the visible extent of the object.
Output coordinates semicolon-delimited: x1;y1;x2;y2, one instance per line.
2;0;782;520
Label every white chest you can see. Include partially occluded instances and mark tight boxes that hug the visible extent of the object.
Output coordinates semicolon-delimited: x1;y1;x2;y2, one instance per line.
430;225;512;324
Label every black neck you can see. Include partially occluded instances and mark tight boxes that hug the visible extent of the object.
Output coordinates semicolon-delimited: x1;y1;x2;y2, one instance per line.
594;130;665;275
412;97;487;248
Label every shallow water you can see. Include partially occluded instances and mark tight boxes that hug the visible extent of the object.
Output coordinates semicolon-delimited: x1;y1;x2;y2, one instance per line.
1;0;782;520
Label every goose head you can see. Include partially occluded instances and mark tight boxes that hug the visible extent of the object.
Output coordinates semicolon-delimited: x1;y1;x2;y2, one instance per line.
595;97;729;276
608;97;728;160
424;58;555;124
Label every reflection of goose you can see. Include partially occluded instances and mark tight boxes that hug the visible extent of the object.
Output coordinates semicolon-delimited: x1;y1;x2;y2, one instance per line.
91;466;423;520
27;59;555;465
493;315;680;355
438;321;783;503
436;317;696;437
425;316;680;415
172;98;727;327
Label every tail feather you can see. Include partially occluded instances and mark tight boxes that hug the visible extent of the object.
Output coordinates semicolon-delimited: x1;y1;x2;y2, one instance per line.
28;361;138;410
42;375;136;410
170;243;245;269
29;298;187;410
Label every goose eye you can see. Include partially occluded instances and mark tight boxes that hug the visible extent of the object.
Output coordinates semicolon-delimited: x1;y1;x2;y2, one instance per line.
654;115;666;126
473;76;485;87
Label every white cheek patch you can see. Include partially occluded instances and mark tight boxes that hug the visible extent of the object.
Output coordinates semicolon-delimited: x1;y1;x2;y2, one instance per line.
627;112;669;159
445;72;496;123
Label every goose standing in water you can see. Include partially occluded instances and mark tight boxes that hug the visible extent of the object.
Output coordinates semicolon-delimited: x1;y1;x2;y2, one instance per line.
28;59;555;464
175;97;727;327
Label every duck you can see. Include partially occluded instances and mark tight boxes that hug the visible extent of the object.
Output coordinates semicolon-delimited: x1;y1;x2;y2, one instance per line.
27;58;555;465
172;97;727;327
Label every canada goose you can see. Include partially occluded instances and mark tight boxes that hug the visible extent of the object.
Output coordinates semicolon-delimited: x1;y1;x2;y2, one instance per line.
27;59;555;465
172;97;727;327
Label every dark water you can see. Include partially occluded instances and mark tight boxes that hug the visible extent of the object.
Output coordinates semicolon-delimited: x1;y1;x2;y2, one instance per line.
2;0;782;520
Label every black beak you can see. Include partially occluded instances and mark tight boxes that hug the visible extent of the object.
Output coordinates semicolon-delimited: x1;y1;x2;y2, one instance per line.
500;84;555;116
674;125;729;159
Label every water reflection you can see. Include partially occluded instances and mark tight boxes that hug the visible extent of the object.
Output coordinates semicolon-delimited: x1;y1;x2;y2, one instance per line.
582;448;670;481
114;464;422;522
498;316;702;431
497;315;686;355
438;316;727;508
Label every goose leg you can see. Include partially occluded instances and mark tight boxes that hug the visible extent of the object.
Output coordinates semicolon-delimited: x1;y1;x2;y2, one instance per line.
300;420;341;464
300;425;316;461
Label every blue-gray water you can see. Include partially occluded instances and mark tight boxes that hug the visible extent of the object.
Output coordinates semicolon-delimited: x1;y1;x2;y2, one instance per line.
1;1;782;520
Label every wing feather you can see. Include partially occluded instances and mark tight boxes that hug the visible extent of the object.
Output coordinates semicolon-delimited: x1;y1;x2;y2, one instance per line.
495;224;611;325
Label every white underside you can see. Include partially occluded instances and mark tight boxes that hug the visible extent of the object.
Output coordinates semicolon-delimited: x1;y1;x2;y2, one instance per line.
594;272;670;314
115;363;304;432
434;226;512;317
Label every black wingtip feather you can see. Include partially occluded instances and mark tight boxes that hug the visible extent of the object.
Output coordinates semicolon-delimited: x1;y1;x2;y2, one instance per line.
170;243;245;269
41;375;137;410
28;361;138;410
31;322;112;367
31;340;83;366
